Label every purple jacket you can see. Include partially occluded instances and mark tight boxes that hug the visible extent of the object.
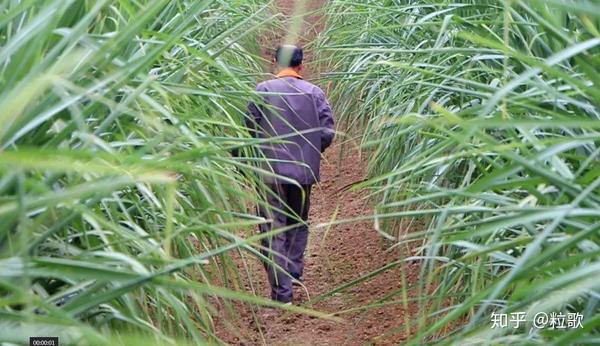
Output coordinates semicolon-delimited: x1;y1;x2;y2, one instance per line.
248;75;335;184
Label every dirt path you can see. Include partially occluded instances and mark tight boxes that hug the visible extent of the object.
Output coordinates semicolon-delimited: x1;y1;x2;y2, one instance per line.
254;142;418;346
215;1;418;344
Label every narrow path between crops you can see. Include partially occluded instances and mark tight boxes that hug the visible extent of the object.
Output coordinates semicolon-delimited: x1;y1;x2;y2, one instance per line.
216;1;418;345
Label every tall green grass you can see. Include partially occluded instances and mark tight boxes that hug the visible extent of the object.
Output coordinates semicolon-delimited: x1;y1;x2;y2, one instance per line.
318;0;599;344
0;0;300;344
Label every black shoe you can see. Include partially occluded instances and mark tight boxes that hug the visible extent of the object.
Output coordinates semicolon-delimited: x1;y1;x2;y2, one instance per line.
291;275;304;286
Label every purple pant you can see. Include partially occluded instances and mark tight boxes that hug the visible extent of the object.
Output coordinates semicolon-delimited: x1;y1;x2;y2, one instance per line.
259;183;311;303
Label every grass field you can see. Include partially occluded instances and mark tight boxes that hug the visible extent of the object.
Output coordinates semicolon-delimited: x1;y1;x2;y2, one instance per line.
0;0;286;344
318;0;600;344
1;0;599;345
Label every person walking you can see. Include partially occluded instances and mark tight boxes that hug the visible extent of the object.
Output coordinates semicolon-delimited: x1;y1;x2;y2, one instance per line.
247;45;335;304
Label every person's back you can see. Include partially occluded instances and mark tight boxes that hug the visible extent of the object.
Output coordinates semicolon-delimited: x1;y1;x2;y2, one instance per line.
250;74;333;184
248;45;335;304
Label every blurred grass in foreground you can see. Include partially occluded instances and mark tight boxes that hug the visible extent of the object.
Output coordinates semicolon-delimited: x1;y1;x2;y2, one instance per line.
318;0;600;344
0;0;311;344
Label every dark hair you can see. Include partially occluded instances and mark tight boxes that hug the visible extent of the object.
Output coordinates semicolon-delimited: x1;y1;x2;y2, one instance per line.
275;45;303;67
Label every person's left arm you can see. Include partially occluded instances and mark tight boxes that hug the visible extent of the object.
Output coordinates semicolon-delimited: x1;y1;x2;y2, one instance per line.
246;84;266;138
232;85;264;158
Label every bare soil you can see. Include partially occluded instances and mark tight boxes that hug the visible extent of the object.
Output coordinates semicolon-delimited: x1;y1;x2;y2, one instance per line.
213;1;420;344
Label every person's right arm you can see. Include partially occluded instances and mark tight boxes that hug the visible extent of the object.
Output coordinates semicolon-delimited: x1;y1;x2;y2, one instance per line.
315;88;335;152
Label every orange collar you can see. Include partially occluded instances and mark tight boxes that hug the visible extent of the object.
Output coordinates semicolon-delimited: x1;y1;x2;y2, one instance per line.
276;68;303;79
